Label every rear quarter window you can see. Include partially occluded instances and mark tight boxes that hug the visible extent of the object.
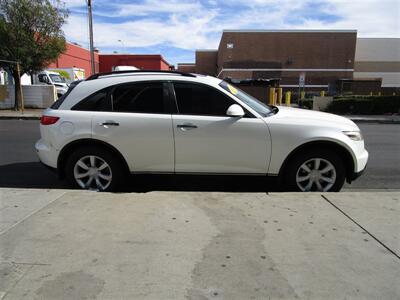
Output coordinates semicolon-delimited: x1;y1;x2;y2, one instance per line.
71;88;112;111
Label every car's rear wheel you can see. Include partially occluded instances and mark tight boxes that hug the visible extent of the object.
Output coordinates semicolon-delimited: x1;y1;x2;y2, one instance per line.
284;149;346;192
65;147;123;191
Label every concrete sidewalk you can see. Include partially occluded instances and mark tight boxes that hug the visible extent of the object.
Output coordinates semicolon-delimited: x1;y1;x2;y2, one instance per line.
0;189;399;299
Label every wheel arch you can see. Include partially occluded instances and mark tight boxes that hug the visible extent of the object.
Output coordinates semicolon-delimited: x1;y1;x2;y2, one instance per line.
57;139;130;179
277;140;355;184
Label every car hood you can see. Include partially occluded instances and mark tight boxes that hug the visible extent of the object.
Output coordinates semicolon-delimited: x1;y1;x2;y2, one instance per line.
267;106;359;130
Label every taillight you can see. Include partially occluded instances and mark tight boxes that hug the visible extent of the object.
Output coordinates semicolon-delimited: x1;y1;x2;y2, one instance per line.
40;115;60;125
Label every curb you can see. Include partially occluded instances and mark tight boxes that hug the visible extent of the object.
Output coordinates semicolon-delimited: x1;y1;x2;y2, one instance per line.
349;118;400;124
0;116;41;120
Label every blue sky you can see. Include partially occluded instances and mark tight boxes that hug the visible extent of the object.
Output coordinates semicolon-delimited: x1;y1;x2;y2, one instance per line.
64;0;400;66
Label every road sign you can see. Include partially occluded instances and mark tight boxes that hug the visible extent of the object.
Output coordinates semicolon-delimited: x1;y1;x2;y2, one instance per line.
299;72;306;88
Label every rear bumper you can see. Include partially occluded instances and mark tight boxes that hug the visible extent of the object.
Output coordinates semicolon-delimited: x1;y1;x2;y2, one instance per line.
35;139;58;169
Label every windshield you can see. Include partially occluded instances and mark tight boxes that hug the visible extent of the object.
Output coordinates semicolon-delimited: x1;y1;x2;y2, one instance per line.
49;74;65;83
219;81;272;117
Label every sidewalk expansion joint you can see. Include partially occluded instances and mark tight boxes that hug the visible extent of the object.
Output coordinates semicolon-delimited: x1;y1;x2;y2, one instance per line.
0;192;66;236
321;195;400;261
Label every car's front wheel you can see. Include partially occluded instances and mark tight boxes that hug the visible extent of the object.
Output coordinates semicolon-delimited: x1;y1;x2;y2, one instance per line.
65;147;123;191
285;149;346;192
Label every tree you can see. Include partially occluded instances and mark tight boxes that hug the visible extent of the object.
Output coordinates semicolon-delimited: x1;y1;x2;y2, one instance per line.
0;0;68;110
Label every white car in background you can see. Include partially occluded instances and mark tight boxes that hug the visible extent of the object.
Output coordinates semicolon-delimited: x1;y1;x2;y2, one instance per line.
35;70;368;192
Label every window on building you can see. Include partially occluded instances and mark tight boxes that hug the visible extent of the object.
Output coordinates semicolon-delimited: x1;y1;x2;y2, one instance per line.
112;82;165;114
173;82;235;116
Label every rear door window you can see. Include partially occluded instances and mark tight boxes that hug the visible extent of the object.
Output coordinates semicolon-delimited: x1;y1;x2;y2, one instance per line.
112;82;166;114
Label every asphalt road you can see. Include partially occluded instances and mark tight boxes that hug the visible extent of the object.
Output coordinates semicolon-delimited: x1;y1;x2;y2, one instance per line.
0;120;399;191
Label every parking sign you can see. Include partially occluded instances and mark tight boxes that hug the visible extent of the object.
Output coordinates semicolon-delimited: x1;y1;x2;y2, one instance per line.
299;72;306;88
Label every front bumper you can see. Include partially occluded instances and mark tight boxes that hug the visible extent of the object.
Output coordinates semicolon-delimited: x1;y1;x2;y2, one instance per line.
347;147;368;183
348;164;367;183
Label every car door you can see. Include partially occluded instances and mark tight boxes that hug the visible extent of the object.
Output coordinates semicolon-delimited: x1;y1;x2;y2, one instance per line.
90;81;175;173
171;81;271;174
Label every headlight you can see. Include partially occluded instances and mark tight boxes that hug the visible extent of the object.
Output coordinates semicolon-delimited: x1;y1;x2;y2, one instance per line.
343;131;363;141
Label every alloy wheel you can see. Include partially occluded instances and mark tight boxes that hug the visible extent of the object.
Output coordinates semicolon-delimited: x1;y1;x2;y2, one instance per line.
73;155;112;191
295;158;336;192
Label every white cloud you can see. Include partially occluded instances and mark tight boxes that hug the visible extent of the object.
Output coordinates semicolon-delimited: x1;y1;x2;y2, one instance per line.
63;0;87;8
308;0;400;37
62;0;400;64
113;0;203;16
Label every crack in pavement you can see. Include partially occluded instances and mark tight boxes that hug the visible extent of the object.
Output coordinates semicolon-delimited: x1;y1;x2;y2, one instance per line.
321;195;400;260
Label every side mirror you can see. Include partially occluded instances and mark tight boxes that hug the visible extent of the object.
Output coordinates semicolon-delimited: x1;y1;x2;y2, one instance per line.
226;104;245;117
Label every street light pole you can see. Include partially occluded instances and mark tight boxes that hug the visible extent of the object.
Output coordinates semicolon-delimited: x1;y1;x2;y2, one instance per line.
87;0;95;74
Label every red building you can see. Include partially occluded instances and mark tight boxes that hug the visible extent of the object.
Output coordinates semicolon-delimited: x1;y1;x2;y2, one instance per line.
47;43;172;78
48;42;100;77
98;54;172;72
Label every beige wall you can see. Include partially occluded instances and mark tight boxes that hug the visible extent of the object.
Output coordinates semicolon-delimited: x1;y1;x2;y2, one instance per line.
0;85;56;109
355;38;400;87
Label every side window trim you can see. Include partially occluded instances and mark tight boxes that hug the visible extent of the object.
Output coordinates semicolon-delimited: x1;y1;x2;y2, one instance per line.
170;81;255;118
166;81;179;114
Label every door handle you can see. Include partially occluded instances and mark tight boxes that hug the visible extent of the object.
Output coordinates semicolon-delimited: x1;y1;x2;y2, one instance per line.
177;123;197;130
98;121;119;127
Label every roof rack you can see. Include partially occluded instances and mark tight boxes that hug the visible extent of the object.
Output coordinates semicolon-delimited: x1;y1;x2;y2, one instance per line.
86;70;196;80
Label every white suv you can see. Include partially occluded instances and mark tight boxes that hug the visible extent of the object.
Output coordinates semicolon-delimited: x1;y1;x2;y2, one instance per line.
35;70;368;192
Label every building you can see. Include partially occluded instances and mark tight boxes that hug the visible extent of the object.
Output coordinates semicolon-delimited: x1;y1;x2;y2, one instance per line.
47;44;173;78
179;30;400;99
48;42;100;77
179;30;357;94
353;38;400;94
99;54;172;73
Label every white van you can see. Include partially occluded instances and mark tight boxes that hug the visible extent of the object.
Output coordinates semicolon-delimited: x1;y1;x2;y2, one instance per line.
33;71;69;98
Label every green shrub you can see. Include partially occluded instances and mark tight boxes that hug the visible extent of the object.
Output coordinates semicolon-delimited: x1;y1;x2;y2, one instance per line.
300;99;313;110
326;96;400;115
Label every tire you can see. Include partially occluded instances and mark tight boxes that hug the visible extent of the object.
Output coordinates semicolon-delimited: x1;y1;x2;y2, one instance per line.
65;146;124;192
284;149;346;192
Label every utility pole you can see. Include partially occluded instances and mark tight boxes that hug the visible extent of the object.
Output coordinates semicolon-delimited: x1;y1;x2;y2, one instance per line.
87;0;95;74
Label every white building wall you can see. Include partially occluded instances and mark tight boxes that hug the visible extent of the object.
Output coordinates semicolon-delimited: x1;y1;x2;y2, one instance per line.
355;38;400;88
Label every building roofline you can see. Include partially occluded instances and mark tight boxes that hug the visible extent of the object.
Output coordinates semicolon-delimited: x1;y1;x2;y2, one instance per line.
99;53;162;56
357;37;400;40
195;49;218;52
177;63;196;66
67;41;97;52
98;53;171;66
222;29;357;33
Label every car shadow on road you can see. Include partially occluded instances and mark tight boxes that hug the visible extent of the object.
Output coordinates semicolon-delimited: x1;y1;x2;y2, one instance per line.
0;162;279;192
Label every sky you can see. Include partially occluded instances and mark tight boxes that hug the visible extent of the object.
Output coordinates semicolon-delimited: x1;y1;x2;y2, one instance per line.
63;0;400;66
